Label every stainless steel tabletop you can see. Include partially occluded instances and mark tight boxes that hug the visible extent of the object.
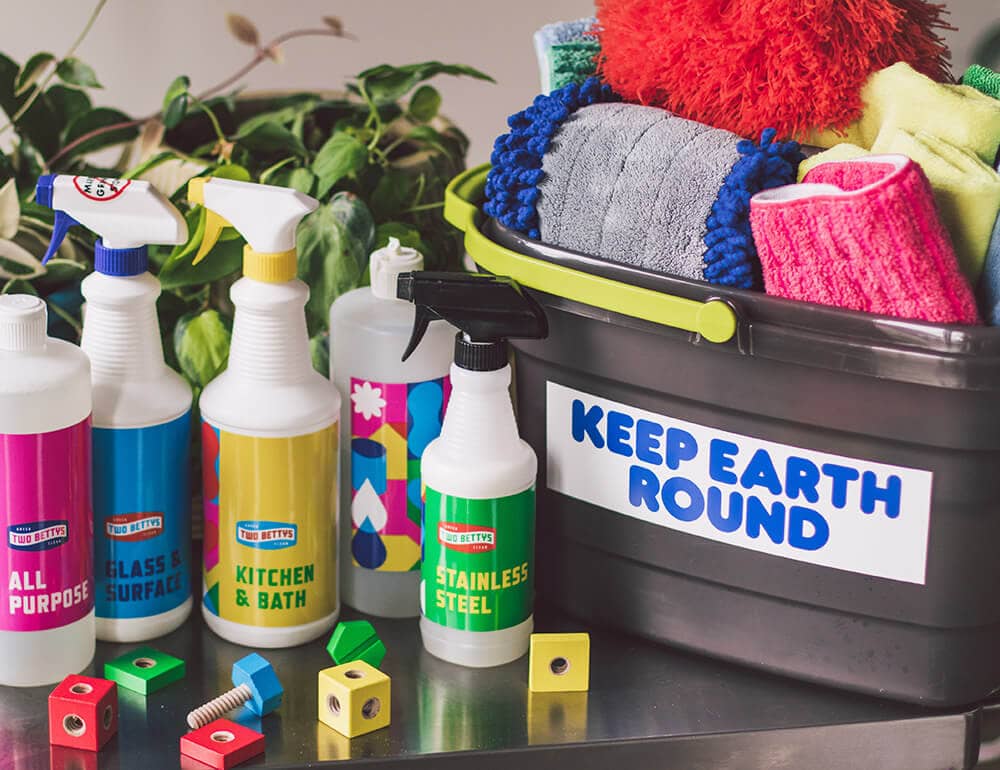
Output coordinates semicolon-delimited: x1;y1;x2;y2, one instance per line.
0;602;981;770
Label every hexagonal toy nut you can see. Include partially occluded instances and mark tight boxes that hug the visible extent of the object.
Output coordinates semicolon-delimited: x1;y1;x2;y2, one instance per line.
103;646;185;695
48;675;118;751
326;620;386;668
180;718;264;769
233;653;283;717
317;660;390;738
528;633;590;693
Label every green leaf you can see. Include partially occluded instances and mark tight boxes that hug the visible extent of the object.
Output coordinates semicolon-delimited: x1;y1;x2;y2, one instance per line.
330;191;375;267
0;179;19;240
15;52;55;96
360;61;494;105
296;197;371;335
173;309;232;388
408;85;441;122
312;133;367;198
62;108;138;158
237;100;317;135
370;168;417;219
159;236;243;290
287;167;316;195
210;163;251;182
0;53;60;158
55;57;101;89
161;75;190;130
46;84;91;136
233;122;307;158
310;332;330;376
403;124;451;155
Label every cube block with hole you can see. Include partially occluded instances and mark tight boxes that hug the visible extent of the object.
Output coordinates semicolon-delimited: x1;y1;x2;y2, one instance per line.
317;660;390;738
48;674;118;751
528;633;590;692
179;718;264;769
103;645;185;695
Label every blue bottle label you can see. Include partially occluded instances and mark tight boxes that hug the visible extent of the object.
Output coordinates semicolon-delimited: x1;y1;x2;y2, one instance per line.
94;410;192;619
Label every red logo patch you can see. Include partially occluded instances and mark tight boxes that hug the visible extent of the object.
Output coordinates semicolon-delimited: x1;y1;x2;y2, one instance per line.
438;522;496;553
73;176;131;201
105;513;164;542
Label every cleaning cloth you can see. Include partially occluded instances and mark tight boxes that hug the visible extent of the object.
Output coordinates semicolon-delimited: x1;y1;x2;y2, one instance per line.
533;17;596;93
963;64;1000;101
807;63;1000;166
977;157;1000;325
750;155;980;325
800;132;1000;282
485;80;803;288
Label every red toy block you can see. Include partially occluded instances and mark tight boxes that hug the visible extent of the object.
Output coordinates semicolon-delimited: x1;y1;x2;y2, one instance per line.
50;745;99;770
48;674;118;752
180;718;265;769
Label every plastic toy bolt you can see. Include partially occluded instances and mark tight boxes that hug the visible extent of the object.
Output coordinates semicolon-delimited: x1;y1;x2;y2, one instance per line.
186;653;283;729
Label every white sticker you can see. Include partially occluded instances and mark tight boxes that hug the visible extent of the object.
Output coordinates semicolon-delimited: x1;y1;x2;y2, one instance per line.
546;382;933;584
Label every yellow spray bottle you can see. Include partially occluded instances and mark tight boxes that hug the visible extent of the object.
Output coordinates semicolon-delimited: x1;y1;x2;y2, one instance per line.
188;177;342;648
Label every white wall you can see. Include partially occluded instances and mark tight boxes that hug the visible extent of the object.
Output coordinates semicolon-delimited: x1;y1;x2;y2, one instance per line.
1;0;997;163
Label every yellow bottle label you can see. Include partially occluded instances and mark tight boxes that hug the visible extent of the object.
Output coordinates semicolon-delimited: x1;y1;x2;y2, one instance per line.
201;420;338;628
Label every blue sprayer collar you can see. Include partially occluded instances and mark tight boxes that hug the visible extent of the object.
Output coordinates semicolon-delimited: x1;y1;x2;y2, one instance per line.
94;241;148;276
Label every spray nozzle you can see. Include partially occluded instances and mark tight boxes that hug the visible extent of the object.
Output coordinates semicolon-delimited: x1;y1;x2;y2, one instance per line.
397;272;548;371
186;177;318;284
35;175;187;275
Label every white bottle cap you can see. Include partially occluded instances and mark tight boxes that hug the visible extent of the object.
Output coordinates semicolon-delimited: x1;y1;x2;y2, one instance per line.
370;238;424;300
0;294;47;351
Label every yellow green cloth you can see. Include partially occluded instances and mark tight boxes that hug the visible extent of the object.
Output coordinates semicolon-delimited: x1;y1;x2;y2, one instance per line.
804;63;1000;166
800;133;1000;282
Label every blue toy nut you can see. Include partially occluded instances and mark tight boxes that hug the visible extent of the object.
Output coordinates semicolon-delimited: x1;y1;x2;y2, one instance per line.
232;653;283;717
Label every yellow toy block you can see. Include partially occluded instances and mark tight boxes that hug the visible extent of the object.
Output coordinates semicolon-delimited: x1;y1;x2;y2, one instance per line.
317;660;391;738
528;633;590;693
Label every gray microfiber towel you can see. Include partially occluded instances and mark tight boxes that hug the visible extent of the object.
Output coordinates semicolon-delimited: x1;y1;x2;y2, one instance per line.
537;103;742;281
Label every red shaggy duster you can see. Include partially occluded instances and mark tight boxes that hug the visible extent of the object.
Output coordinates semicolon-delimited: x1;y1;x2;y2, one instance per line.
595;0;952;140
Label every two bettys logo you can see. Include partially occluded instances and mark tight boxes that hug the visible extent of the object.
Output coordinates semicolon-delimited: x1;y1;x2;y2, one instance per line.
8;520;69;551
438;522;496;553
236;520;297;550
105;512;164;542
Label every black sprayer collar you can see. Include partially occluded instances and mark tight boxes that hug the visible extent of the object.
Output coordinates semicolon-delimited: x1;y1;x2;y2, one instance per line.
397;272;548;371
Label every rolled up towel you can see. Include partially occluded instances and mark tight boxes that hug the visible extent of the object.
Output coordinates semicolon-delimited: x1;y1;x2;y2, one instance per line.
750;155;980;325
963;64;1000;101
485;79;803;288
976;158;1000;325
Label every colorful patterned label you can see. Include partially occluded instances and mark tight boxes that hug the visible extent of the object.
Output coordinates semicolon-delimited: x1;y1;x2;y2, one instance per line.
202;421;338;628
421;487;535;632
349;376;450;572
0;420;93;631
93;412;191;620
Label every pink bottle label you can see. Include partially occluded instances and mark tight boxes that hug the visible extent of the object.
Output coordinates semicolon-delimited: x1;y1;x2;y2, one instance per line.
0;419;94;631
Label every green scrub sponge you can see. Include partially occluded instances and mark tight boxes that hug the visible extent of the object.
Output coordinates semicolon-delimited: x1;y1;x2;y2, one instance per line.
963;64;1000;100
548;40;601;91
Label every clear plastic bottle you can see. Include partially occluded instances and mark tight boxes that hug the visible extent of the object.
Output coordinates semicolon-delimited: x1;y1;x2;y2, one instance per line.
330;239;454;618
0;295;95;686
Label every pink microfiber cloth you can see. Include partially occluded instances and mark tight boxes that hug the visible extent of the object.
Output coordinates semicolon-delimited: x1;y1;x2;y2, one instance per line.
749;155;981;325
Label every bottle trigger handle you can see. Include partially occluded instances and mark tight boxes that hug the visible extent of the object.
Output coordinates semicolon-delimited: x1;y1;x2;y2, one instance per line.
42;210;81;265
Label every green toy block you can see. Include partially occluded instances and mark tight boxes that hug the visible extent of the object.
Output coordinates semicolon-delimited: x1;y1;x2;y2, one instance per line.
103;646;186;695
326;620;386;668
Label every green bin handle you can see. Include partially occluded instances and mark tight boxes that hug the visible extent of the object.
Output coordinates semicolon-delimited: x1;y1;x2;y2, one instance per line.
445;164;738;344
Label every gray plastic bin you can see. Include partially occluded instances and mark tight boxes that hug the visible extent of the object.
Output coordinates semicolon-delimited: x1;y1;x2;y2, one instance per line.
445;165;1000;706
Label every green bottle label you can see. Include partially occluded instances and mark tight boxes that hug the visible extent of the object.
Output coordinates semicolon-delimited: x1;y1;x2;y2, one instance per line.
422;486;535;632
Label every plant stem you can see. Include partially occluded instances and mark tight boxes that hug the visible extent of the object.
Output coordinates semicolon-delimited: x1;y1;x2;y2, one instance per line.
45;26;352;169
0;0;108;137
403;201;444;213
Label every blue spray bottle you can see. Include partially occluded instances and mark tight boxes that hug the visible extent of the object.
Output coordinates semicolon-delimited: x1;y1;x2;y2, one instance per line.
38;175;193;642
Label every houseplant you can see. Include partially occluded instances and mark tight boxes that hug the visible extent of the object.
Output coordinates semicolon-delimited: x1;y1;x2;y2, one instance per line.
0;2;491;391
